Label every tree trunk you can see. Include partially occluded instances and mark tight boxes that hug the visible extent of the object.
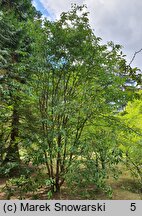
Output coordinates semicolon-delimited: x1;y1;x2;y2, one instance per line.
55;178;60;193
4;105;20;163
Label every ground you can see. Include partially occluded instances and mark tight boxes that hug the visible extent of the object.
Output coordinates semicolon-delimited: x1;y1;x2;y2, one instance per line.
0;166;141;200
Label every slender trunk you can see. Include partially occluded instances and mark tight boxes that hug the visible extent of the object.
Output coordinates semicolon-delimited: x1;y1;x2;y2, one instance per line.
101;153;106;170
96;153;99;172
44;150;51;176
4;104;20;163
55;179;60;192
101;159;105;170
55;132;61;192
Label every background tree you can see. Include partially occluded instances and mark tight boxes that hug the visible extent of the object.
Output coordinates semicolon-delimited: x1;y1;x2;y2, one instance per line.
119;90;142;189
0;0;40;164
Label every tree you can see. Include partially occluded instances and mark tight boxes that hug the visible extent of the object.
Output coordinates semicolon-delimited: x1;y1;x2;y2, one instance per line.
0;0;40;164
20;5;131;193
119;90;142;188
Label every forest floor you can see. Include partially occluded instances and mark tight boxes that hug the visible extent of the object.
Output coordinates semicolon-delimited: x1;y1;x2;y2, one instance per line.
0;165;141;200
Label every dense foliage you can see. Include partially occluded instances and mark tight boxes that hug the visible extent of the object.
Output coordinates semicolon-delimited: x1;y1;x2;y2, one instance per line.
0;1;142;199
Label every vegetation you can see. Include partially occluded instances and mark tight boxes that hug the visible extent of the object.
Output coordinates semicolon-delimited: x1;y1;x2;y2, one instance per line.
0;1;142;199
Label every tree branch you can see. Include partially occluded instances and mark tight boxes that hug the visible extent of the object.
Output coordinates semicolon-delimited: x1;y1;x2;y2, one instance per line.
129;48;142;66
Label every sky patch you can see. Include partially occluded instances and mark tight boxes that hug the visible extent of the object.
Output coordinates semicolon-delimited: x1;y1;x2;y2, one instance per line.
32;0;51;18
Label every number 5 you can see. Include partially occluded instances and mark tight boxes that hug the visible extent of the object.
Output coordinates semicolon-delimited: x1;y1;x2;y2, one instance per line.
130;203;136;211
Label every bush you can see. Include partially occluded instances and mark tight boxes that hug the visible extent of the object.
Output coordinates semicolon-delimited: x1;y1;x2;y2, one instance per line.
65;159;113;198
